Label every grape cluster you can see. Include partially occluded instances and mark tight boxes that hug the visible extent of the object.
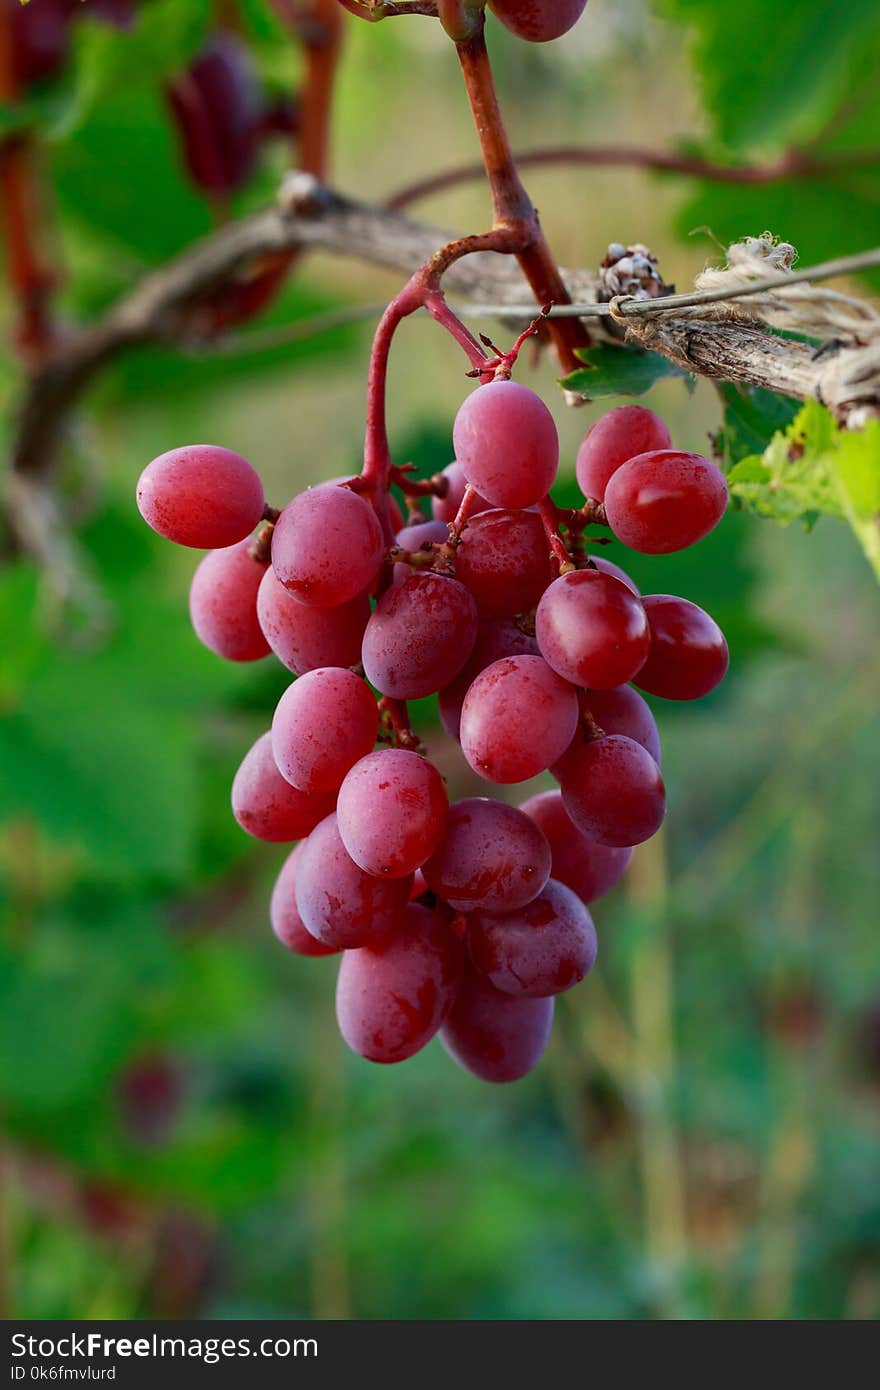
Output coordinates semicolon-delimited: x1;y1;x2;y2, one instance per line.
136;387;729;1084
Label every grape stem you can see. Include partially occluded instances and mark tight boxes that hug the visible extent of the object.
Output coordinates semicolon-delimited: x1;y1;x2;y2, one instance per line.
576;691;605;742
377;696;423;751
538;497;575;575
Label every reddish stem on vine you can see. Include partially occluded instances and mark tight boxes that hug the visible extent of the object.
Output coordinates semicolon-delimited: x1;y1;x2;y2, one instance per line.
453;27;589;372
538;497;575;575
377;696;423;751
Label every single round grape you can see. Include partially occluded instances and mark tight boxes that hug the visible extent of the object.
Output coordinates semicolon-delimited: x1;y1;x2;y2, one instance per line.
271;485;383;607
460;655;579;784
440;964;554;1083
336;749;448;878
188;540;269;662
395;518;448;551
558;733;665;847
295;813;411;949
585;553;640;595
231;732;336;843
488;0;588;44
536;569;650;689
423;798;552;913
456;508;553;619
452;380;558;509
520;791;632;904
603;450;728;554
468;877;597;998
269;846;339;957
272;668;379;794
431;462;490;523
575;405;671;502
438;618;538;741
256;567;369;675
634;594;730;700
362;572;478;699
335;903;462;1064
136;445;265;549
577;684;661;763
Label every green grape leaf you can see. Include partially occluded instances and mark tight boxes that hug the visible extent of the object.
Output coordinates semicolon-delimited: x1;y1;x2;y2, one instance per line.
561;345;693;399
729;400;880;578
716;381;801;468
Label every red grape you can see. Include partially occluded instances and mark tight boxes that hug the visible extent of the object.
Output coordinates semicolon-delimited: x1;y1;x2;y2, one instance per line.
189;540;269;662
395;518;448;551
423;797;552;913
272;668;378;793
536;569;650;689
166;35;261;196
557;733;665;847
452;380;558;509
520;790;632;904
603;450;728;554
137;445;265;549
585;553;640;595
269;845;339;957
488;0;588;44
362;572;478;699
8;0;72;86
295;813;411;949
576;684;661;763
256;567;369;675
468;877;597;998
431;461;490;523
231;732;336;843
438;617;538;742
456;508;553;619
575;405;671;501
271;486;383;607
335;903;462;1064
336;749;448;878
634;595;730;700
460;654;579;784
440;964;554;1083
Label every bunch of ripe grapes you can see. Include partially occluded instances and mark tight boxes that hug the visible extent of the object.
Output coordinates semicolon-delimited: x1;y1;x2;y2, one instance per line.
137;373;729;1084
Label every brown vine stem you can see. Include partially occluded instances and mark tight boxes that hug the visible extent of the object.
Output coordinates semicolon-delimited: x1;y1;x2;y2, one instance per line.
385;142;880;210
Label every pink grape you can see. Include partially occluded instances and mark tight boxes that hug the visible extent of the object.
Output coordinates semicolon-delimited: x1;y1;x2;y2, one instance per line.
188;540;269;663
362;572;478;699
336;749;448;878
488;0;588;44
440;964;554;1083
231;732;336;843
456;508;553;619
584;553;640;595
137;445;265;549
452;380;558;509
460;655;579;784
271;668;378;794
269;846;339;957
335;903;462;1063
520;790;632;904
423;798;552;913
295;813;411;949
438;618;538;741
634;595;730;700
603;450;728;554
271;485;383;606
256;567;369;675
395;518;448;551
468;878;597;998
575;405;671;501
557;733;665;847
536;569;650;689
431;462;490;523
577;684;661;763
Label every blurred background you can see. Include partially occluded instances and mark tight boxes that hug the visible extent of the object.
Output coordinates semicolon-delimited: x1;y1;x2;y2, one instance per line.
0;0;878;1320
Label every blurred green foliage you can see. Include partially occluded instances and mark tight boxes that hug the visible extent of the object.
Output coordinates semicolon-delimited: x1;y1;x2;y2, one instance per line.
0;0;878;1322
